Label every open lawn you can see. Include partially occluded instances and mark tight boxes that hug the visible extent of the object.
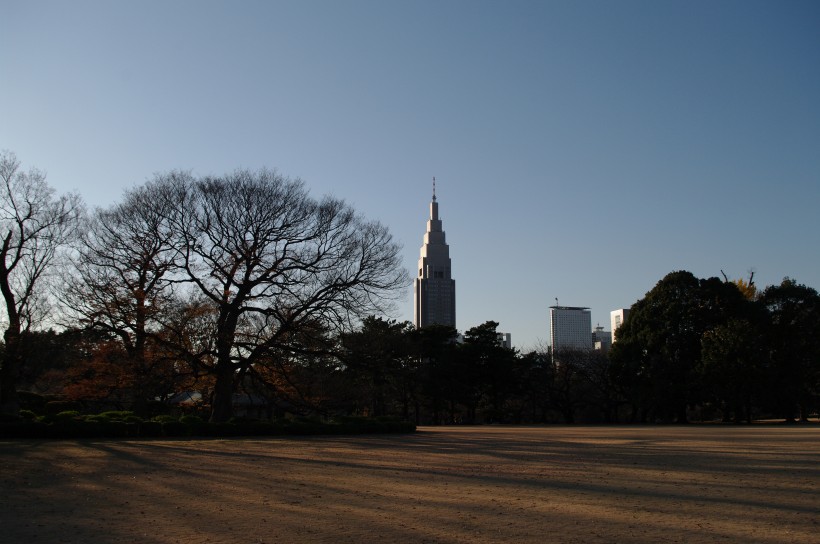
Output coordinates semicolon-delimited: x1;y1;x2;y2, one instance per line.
1;425;818;543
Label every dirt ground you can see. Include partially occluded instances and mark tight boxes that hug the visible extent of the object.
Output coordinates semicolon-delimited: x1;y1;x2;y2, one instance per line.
1;425;818;544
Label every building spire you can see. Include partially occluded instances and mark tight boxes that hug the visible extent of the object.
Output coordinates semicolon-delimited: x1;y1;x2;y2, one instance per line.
432;176;436;202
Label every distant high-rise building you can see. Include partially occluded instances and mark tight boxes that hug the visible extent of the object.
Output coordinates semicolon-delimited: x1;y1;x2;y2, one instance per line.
549;306;592;351
610;308;631;344
496;332;512;349
592;324;612;353
414;179;456;329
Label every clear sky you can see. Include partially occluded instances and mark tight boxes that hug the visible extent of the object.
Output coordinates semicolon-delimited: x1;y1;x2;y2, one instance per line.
2;0;819;351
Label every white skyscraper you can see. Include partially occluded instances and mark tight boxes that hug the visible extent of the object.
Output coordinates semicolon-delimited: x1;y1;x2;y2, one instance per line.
550;306;592;351
414;180;456;329
610;308;631;344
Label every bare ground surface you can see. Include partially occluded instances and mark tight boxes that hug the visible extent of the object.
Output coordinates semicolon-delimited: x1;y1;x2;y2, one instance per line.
1;425;819;544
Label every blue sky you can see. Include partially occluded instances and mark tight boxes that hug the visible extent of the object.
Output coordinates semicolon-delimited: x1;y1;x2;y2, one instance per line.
2;0;819;350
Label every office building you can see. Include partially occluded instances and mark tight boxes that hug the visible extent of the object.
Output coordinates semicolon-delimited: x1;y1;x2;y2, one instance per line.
610;308;631;344
414;180;456;329
497;332;512;349
549;306;592;351
592;324;612;352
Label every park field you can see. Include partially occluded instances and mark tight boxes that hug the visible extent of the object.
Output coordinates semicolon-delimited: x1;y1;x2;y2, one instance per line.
1;425;818;543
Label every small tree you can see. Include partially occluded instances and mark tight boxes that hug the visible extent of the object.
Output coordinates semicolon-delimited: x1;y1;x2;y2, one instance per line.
460;321;518;423
518;349;551;422
0;151;82;416
339;317;414;417
412;324;459;424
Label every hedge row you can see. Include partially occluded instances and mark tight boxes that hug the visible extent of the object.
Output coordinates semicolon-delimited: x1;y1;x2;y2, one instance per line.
0;412;416;439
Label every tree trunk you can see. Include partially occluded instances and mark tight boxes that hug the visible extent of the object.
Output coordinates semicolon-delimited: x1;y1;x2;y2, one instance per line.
563;405;575;424
0;318;21;417
0;353;21;416
677;404;689;424
0;260;21;417
210;360;235;423
210;305;241;423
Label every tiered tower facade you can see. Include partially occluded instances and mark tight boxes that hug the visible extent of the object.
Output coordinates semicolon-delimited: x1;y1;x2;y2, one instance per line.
414;180;456;329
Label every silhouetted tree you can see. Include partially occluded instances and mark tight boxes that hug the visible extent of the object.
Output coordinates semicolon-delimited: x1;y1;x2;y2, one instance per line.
701;317;766;423
340;317;415;417
64;178;182;413
759;278;820;421
0;151;82;416
460;321;518;422
608;338;651;422
162;169;408;422
243;323;339;417
549;348;600;423
413;324;459;424
518;349;552;422
609;271;746;422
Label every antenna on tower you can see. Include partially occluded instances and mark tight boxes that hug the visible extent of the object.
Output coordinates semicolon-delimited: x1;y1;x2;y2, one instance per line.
432;176;436;201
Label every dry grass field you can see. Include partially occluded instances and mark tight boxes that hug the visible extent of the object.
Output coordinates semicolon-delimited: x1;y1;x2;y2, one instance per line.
1;425;818;543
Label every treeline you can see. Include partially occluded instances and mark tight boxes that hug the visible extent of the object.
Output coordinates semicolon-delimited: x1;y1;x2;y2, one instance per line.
14;267;820;426
2;152;819;424
7;318;590;425
610;271;820;424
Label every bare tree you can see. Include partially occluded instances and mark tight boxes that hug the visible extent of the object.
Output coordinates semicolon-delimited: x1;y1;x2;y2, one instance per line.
0;151;82;416
164;169;409;421
63;176;186;412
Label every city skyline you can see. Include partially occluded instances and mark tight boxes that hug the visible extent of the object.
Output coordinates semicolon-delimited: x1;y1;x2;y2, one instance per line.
2;1;819;349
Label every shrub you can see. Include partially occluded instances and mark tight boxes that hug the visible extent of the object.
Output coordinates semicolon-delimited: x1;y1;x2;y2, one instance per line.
232;420;276;436
98;411;137;421
179;415;206;434
43;418;98;438
17;391;48;413
0;412;23;423
96;420;133;437
0;420;49;437
55;410;81;420
45;400;83;415
161;420;189;437
140;421;163;437
141;400;171;418
207;422;239;437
